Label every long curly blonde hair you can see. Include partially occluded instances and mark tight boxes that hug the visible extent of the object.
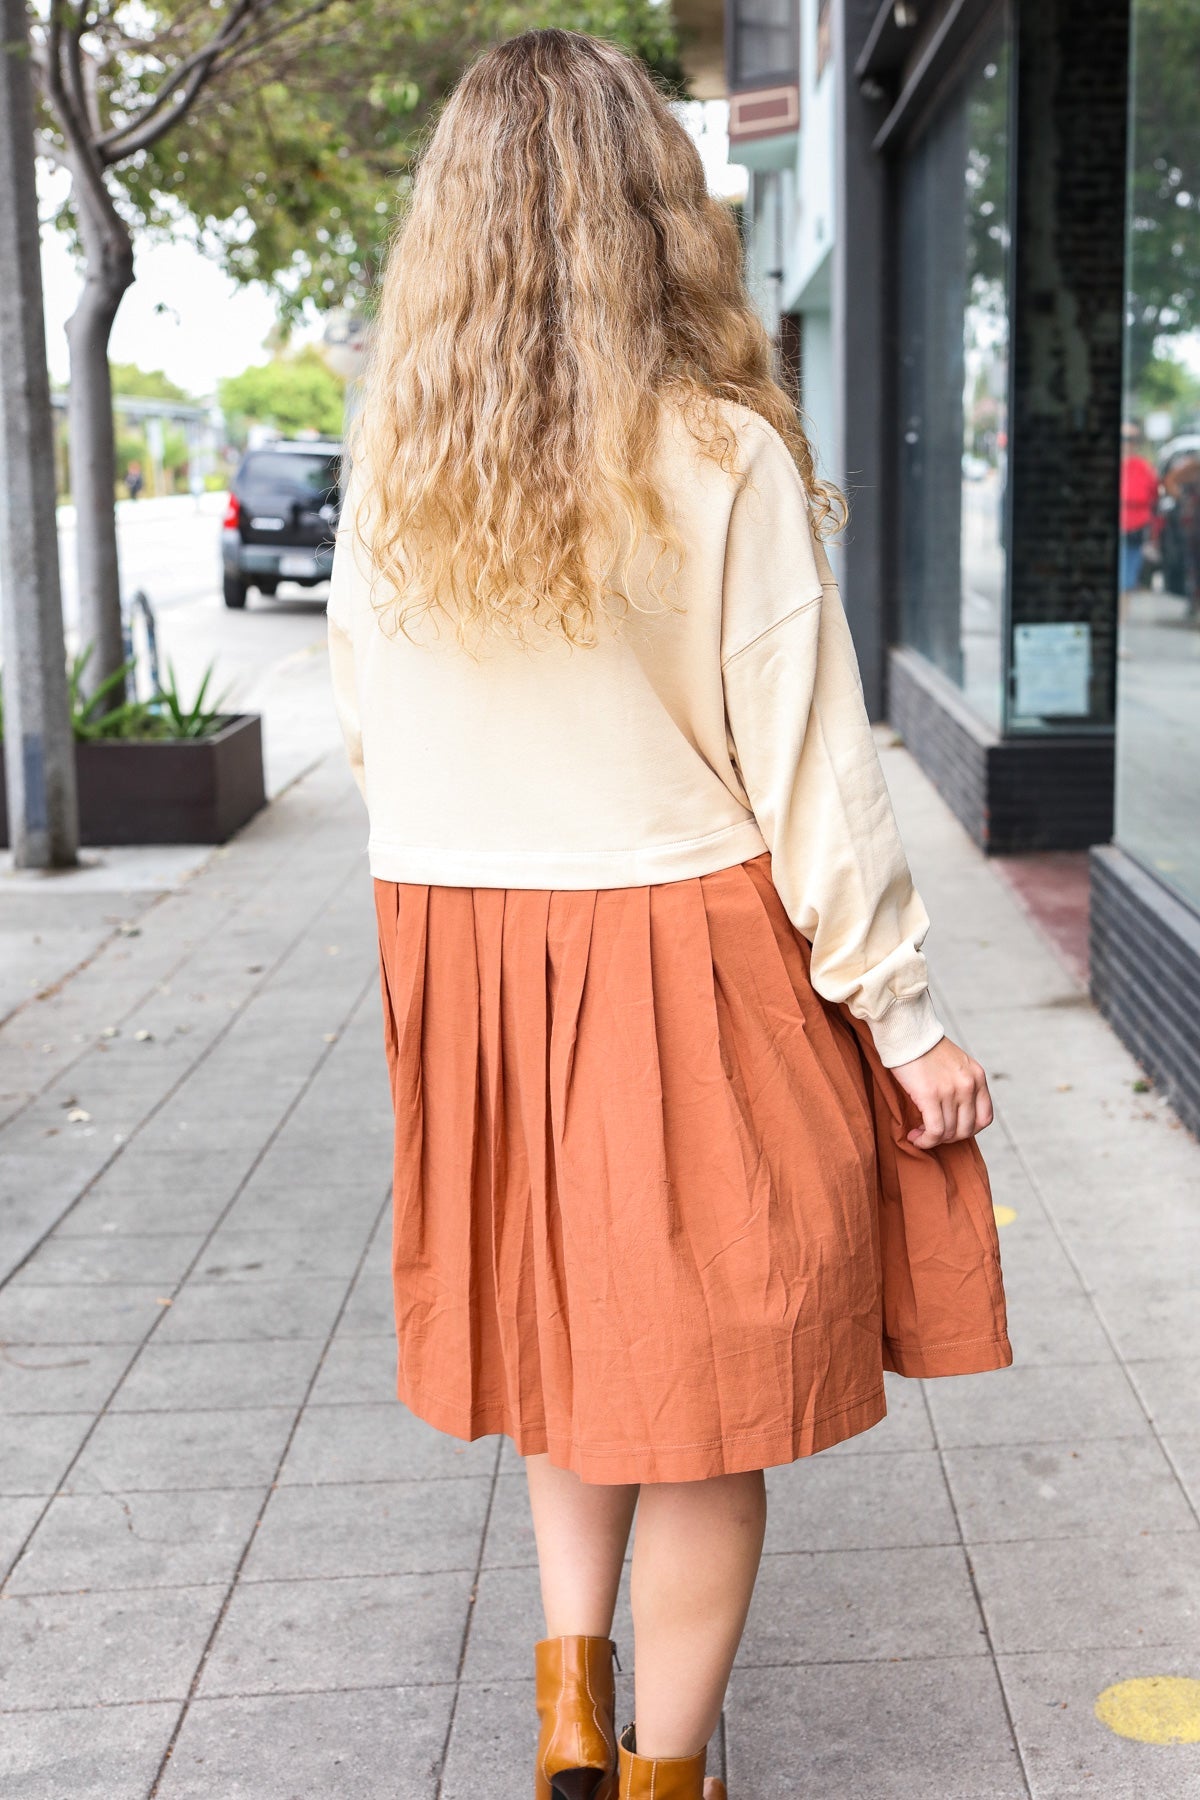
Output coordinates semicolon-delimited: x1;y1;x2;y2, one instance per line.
356;27;841;651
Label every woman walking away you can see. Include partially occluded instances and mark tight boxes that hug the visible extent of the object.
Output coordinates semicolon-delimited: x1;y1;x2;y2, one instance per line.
328;29;1011;1799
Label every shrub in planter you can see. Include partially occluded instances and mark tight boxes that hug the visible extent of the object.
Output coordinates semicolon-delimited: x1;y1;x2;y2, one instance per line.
0;654;266;847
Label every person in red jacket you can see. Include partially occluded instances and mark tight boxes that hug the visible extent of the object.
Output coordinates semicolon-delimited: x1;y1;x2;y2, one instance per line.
1120;423;1159;614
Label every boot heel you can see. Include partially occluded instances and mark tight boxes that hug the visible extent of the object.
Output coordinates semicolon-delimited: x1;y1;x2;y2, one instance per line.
550;1773;606;1800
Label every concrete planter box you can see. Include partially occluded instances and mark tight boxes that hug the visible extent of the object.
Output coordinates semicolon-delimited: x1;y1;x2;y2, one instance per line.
0;713;266;847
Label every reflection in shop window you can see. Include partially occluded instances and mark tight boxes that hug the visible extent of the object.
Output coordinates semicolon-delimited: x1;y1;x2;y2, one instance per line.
1116;0;1200;910
962;47;1011;725
898;21;1011;729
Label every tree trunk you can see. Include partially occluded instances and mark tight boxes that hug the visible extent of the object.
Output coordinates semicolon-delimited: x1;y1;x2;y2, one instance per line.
0;0;78;866
65;198;134;700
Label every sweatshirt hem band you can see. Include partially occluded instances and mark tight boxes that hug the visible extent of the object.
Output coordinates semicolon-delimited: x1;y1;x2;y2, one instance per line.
366;816;771;891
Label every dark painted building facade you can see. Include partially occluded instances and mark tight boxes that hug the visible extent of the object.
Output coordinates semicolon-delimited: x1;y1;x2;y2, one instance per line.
675;0;1200;1130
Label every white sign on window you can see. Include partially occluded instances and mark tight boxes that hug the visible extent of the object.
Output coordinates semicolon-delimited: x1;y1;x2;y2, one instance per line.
1012;622;1091;719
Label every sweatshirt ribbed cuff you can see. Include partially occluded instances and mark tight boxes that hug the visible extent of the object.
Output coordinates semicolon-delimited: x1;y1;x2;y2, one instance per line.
869;989;946;1070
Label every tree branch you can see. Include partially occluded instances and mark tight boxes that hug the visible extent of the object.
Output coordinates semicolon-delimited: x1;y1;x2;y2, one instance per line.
63;1;102;137
93;0;268;155
100;0;341;161
188;0;338;84
41;0;129;251
43;5;88;170
34;130;70;170
193;1;355;116
126;0;217;59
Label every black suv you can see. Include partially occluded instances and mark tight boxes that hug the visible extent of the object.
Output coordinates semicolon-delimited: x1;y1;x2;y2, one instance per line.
221;440;342;609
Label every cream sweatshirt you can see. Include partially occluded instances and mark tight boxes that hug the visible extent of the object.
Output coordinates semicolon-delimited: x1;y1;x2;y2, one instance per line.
327;399;945;1068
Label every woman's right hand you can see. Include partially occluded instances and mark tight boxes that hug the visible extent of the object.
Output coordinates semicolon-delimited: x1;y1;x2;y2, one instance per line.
890;1036;993;1149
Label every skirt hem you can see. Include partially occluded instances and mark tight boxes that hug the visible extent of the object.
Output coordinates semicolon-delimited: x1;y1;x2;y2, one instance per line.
398;1378;890;1484
884;1331;1014;1379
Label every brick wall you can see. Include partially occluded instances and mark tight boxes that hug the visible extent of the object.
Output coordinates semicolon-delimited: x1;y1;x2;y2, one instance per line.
1007;0;1131;724
1091;846;1200;1138
890;647;1114;852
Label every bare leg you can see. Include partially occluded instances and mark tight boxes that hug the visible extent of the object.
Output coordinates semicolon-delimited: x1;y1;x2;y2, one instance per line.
630;1471;767;1759
526;1453;638;1637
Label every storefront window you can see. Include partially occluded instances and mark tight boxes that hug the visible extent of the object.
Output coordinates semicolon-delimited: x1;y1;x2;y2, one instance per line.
897;15;1011;729
1115;0;1200;909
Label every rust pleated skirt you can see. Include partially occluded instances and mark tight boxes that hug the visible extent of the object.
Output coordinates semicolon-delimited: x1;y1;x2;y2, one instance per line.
374;852;1011;1484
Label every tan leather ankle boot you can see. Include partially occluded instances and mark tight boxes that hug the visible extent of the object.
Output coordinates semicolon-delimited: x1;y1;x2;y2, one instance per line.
534;1636;618;1799
617;1725;727;1798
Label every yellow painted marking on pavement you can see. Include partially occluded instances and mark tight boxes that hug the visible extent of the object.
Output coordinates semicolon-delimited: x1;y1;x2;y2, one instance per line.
1094;1677;1200;1744
992;1204;1018;1227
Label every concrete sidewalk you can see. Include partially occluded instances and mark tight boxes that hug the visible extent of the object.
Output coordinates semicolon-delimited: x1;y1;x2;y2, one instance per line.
1;742;1198;1799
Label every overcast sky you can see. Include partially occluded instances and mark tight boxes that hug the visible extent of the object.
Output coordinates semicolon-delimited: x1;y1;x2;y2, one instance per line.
38;101;743;401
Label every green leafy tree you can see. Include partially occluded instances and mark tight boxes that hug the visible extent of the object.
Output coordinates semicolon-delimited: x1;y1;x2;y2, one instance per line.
219;346;346;442
162;425;190;481
32;0;681;697
110;367;195;494
1136;353;1200;426
128;1;684;320
1126;0;1200;389
109;363;194;403
32;0;351;696
964;36;1010;309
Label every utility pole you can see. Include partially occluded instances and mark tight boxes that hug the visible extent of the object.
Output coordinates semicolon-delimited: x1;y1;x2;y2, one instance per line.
0;0;78;867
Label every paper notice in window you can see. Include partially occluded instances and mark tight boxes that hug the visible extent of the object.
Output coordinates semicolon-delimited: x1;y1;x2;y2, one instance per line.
1012;623;1091;719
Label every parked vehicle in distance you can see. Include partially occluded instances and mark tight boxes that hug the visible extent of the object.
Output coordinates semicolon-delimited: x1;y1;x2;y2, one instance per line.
221;440;342;609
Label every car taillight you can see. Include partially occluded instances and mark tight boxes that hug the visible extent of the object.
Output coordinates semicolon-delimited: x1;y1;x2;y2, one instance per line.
222;494;240;530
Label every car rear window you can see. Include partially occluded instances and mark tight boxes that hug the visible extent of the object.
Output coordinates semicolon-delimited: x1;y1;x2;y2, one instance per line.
239;453;340;499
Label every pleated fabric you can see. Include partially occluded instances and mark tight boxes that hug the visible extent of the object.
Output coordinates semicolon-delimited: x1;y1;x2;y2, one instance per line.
374;852;1011;1484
